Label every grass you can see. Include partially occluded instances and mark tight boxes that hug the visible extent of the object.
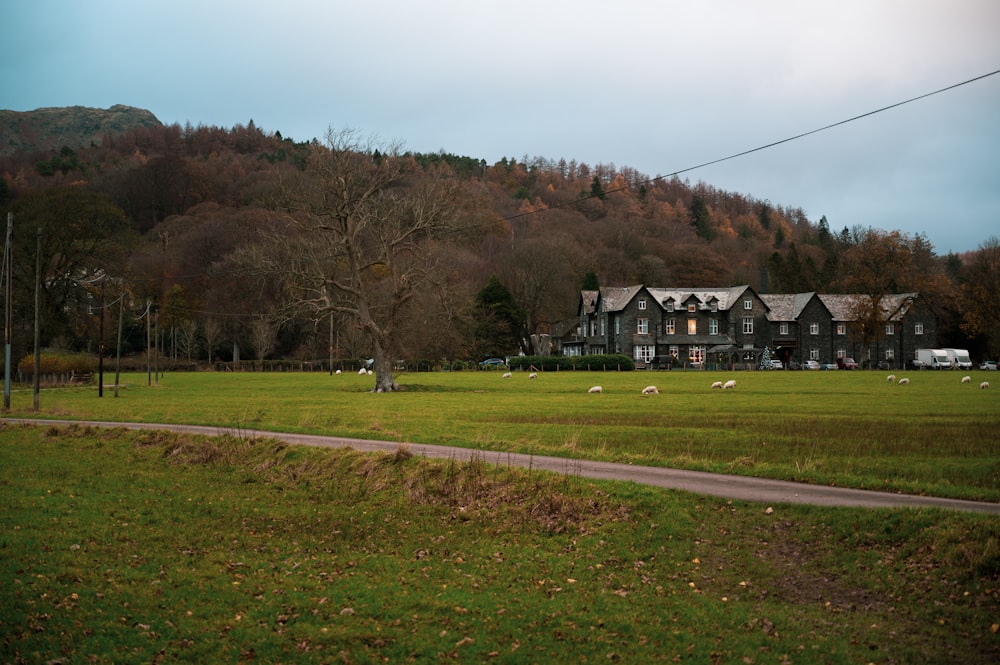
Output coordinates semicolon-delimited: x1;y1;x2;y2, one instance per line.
4;368;999;500
2;424;998;663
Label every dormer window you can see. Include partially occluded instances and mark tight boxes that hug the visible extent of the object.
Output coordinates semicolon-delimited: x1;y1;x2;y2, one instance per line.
710;301;718;312
687;303;696;313
666;301;674;312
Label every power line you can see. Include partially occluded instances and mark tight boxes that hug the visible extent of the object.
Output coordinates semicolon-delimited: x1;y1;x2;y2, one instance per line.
500;67;1000;224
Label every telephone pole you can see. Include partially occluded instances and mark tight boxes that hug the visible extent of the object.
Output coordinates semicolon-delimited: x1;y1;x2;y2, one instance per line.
3;212;12;411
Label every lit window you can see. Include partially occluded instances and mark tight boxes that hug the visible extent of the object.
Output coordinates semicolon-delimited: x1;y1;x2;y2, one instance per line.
688;319;697;335
709;319;719;335
637;318;648;335
689;346;704;364
687;303;696;313
669;345;679;359
837;323;846;335
665;318;675;334
743;317;753;334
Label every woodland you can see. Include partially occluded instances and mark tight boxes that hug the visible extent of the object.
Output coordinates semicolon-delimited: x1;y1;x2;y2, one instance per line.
1;117;998;386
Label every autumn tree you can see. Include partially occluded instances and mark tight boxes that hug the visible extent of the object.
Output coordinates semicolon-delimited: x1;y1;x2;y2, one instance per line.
959;236;1000;358
257;129;466;392
834;228;949;365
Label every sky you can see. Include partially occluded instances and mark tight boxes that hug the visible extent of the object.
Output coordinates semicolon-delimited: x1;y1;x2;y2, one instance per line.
3;0;999;255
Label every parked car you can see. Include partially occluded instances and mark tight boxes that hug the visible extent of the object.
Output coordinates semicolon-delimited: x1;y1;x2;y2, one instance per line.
768;359;783;370
836;357;859;370
820;362;838;370
909;358;926;370
479;358;507;369
802;360;821;370
981;360;998;371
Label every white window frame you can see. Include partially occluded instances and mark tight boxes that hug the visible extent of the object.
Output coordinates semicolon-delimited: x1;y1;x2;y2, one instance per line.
709;318;719;335
915;322;924;335
885;323;894;336
744;298;753;310
614;317;620;335
666;301;674;313
779;323;789;336
810;322;819;335
687;303;696;313
638;298;646;311
743;316;753;334
689;345;704;364
687;319;697;335
886;348;894;360
634;344;654;362
637;318;648;335
665;318;675;335
809;348;819;360
669;345;679;359
837;323;846;335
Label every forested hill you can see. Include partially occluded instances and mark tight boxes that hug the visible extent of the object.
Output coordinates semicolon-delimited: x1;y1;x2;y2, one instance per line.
0;105;162;156
0;108;995;364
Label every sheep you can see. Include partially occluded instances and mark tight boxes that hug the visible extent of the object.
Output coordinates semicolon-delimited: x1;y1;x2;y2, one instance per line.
886;374;896;382
982;381;991;390
641;385;659;395
723;379;736;390
367;369;373;375
529;372;538;379
588;385;603;394
961;375;971;384
897;377;909;385
502;372;512;378
358;367;367;375
335;369;342;375
711;381;723;389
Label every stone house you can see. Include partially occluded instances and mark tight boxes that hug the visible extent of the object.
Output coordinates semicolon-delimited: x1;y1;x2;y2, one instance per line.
568;285;936;369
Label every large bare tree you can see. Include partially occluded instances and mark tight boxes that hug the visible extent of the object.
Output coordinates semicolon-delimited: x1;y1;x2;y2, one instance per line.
262;130;466;392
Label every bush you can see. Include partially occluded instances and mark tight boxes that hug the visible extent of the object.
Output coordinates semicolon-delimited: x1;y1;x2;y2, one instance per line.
17;350;97;377
509;354;635;371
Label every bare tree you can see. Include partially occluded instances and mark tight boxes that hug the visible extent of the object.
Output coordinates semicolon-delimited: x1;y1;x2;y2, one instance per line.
261;129;467;392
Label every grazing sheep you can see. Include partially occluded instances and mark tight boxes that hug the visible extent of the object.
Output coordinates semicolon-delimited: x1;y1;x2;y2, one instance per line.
711;381;723;389
982;381;991;389
961;375;971;384
588;385;603;394
723;379;736;390
529;372;538;379
335;369;342;375
502;372;512;378
898;377;909;385
641;385;659;395
886;374;896;382
358;367;367;375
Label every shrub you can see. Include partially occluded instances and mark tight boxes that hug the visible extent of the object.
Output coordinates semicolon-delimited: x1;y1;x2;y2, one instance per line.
17;350;98;377
509;354;634;371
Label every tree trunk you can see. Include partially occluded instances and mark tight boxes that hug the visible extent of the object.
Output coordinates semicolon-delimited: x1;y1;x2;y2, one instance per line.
371;345;400;392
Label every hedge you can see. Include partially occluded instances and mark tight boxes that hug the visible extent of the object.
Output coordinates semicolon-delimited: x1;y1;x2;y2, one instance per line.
508;354;635;371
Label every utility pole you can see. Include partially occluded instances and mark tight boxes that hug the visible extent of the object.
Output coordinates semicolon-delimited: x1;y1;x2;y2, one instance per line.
32;227;41;411
3;212;12;411
146;299;151;386
98;278;105;397
114;281;123;397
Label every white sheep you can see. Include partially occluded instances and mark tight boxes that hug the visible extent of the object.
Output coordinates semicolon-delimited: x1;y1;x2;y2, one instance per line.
335;369;342;375
711;381;723;389
588;385;603;394
502;372;512;379
898;377;909;385
886;374;896;382
529;372;538;379
982;381;990;389
367;369;373;375
723;380;736;390
961;375;971;384
641;385;659;395
358;367;367;375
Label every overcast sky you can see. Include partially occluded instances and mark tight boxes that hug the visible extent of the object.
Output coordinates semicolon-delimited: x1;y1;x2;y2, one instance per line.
3;0;998;254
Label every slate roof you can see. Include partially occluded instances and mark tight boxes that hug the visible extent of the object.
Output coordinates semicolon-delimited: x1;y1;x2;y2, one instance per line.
760;292;816;321
817;293;917;321
646;285;751;311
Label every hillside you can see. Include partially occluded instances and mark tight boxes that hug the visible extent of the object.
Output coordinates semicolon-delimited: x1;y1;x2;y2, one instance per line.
0;104;162;156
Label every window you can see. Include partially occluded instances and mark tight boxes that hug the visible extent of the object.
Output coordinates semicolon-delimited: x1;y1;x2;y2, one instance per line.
590;320;596;336
689;346;704;365
837;323;846;335
779;323;789;336
837;349;846;359
634;345;654;362
810;322;819;335
886;323;894;336
915;322;924;335
809;348;820;360
600;317;606;336
638;298;646;311
744;298;753;310
614;317;620;335
885;348;894;360
710;301;718;312
669;345;679;359
687;303;696;313
709;319;719;335
665;318;675;335
743;316;754;334
687;319;697;335
666;301;674;312
637;318;648;335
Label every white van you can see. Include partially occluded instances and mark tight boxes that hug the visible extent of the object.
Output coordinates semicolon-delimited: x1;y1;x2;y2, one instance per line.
915;349;951;369
941;348;972;370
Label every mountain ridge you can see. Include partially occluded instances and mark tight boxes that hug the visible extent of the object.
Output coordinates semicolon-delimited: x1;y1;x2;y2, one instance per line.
0;104;162;156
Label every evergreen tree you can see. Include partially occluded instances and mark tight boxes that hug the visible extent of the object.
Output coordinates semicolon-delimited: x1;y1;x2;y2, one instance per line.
472;276;524;359
582;271;600;291
759;345;772;371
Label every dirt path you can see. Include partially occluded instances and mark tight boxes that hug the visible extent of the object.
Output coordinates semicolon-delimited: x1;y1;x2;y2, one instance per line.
7;418;999;514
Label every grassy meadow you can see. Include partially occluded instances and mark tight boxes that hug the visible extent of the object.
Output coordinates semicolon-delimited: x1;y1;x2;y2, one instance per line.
2;368;999;662
4;367;999;500
2;423;998;663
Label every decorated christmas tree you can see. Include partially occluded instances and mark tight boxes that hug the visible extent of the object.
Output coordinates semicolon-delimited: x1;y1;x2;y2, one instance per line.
759;345;772;371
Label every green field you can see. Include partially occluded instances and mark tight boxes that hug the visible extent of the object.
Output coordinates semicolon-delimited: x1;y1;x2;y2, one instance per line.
5;368;999;500
2;369;999;662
